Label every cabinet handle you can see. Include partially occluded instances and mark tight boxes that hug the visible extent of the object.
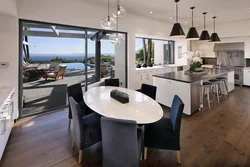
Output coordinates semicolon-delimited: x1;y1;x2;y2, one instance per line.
1;117;6;135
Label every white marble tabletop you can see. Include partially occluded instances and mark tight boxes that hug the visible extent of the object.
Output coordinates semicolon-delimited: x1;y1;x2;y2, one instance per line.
84;86;163;124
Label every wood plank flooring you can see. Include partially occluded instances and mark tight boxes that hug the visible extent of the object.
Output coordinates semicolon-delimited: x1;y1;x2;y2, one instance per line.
1;86;250;167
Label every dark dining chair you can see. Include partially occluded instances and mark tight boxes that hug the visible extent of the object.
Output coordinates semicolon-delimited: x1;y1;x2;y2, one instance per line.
101;117;143;167
138;84;157;100
69;97;102;164
104;78;120;87
144;95;184;164
67;83;92;128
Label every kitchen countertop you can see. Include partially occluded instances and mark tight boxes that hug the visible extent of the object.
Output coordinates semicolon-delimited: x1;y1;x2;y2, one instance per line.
153;68;234;83
0;86;15;110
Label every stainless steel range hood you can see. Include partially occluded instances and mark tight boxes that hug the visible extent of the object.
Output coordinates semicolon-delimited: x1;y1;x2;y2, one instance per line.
214;42;244;52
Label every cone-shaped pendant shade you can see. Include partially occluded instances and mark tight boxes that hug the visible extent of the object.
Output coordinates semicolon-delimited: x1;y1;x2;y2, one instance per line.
186;27;199;40
200;30;211;40
170;23;185;37
170;0;185;37
210;33;220;42
210;17;221;42
186;7;199;40
200;12;210;40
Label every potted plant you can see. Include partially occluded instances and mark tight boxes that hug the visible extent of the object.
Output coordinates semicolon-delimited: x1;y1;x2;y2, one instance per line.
189;51;203;72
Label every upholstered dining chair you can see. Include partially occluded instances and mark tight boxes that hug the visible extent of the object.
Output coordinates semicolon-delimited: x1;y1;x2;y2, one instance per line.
104;78;120;87
138;84;157;100
144;95;184;164
69;97;102;164
67;83;92;128
101;117;143;167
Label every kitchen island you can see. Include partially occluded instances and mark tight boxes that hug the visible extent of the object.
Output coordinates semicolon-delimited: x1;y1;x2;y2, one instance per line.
153;68;234;115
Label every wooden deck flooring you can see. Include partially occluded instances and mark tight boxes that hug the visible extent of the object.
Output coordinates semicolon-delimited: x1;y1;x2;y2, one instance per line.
1;86;250;167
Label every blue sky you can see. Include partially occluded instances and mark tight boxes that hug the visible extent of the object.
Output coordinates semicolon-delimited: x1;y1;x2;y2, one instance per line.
28;37;115;54
27;36;144;55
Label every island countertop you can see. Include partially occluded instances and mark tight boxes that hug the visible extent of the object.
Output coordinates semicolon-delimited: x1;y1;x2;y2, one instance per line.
153;68;234;83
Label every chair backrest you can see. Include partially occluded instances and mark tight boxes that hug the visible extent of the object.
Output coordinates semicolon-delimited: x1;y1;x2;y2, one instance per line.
69;97;85;148
105;79;120;87
141;84;157;100
49;62;59;71
56;65;66;77
67;83;83;103
101;117;139;167
170;95;184;134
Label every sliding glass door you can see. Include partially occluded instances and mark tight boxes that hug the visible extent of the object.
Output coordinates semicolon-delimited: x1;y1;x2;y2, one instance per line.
19;20;127;118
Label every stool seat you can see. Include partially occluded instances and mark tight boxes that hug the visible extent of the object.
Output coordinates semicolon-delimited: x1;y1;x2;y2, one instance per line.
209;79;220;82
216;77;227;80
203;82;212;86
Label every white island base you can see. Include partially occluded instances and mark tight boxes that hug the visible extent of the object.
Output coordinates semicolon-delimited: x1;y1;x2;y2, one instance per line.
153;71;234;115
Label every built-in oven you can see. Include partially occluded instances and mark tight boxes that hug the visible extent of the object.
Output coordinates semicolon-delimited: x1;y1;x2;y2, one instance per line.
234;67;244;87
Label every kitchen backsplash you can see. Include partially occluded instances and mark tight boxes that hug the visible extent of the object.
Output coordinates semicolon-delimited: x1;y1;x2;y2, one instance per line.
202;58;217;65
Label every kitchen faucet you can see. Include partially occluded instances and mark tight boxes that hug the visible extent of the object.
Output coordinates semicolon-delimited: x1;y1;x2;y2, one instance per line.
218;62;222;69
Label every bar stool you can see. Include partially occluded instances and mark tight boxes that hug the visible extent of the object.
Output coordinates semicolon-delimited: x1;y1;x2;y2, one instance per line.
201;82;214;110
216;77;229;99
209;79;222;104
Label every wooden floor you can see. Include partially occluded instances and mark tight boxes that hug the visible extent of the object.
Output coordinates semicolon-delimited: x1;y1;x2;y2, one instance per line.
1;86;250;167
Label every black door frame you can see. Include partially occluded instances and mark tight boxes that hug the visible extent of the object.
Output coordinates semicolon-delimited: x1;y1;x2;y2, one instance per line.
18;19;128;119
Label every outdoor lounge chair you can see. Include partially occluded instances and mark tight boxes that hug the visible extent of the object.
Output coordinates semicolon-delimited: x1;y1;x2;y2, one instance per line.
44;65;67;80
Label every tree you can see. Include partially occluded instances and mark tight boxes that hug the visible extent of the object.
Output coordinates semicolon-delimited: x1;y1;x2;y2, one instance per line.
147;39;152;66
136;40;154;65
143;39;147;64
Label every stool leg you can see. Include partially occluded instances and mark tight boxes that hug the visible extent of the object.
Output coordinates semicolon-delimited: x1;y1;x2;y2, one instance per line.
224;80;229;98
207;87;211;110
216;84;220;104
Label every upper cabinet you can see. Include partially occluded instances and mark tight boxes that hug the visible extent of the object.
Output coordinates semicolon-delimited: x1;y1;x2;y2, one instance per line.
191;41;216;58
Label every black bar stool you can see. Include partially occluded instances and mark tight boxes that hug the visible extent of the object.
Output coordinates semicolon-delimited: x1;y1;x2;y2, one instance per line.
216;77;229;99
201;82;214;110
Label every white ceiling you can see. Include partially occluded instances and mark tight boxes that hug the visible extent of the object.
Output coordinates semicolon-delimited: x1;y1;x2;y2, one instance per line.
0;0;18;17
82;0;250;28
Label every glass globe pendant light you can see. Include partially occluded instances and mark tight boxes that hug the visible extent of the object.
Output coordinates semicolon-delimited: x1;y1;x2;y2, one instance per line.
112;0;126;18
110;5;125;45
101;0;116;30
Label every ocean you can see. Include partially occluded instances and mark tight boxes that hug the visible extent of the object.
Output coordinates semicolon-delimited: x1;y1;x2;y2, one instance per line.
29;53;114;62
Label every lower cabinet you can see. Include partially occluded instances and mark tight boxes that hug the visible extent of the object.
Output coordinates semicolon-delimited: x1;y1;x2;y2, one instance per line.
0;92;15;159
244;69;250;86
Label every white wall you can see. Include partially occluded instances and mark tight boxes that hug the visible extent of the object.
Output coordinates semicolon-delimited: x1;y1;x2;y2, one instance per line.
0;15;19;118
154;40;168;65
192;19;250;59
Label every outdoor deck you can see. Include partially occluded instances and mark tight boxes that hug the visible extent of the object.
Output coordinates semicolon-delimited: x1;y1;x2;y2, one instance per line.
22;69;100;116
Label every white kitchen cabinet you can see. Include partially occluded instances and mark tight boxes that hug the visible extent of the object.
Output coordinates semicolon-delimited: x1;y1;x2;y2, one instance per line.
0;88;15;160
244;69;250;86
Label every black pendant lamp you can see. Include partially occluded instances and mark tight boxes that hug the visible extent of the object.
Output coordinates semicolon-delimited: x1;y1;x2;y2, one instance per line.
170;0;185;37
186;7;199;40
199;12;211;40
210;16;221;42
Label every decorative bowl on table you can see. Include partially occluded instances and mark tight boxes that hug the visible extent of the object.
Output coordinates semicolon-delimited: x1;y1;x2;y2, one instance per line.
110;89;129;104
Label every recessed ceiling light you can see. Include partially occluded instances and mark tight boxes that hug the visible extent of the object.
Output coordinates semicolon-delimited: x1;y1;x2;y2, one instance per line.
170;17;173;19
150;11;153;14
185;21;187;24
197;25;199;27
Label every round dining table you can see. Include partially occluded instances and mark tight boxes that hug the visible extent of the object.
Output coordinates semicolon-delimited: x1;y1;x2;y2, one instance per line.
83;86;163;124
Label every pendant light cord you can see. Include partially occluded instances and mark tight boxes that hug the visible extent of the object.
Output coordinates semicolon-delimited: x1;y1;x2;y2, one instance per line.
192;8;194;27
203;13;206;30
108;0;109;16
176;2;178;23
116;3;119;35
214;17;216;32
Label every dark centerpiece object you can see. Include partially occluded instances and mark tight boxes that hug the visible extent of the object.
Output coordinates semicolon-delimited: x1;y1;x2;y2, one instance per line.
110;89;129;104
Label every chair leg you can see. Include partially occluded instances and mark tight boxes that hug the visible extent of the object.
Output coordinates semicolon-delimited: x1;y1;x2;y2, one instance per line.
79;150;83;164
144;147;148;160
72;140;75;150
177;151;181;164
68;119;71;129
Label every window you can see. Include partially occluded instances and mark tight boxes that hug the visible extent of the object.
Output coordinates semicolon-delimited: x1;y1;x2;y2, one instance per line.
136;37;174;66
